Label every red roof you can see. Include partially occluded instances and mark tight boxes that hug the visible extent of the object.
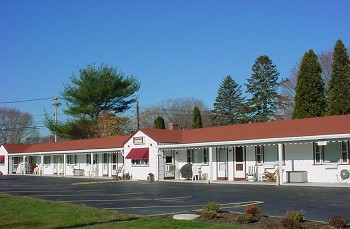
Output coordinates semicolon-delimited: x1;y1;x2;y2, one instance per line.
140;115;350;144
2;135;129;154
2;115;350;154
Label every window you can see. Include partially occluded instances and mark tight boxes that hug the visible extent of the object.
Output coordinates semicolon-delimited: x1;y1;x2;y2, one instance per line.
67;155;77;164
0;155;5;166
341;141;349;164
255;146;263;164
255;145;284;164
313;141;349;164
186;148;208;165
133;136;144;145
103;153;108;163
131;159;149;166
44;156;51;165
86;154;91;164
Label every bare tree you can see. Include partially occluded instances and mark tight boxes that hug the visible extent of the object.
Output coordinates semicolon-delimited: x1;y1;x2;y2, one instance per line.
318;50;333;90
139;98;211;130
0;107;39;144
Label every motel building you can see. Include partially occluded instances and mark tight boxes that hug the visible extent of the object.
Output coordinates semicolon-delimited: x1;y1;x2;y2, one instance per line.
1;115;350;185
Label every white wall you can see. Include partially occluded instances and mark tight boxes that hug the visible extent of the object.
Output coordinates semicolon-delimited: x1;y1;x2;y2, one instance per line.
0;146;9;175
124;131;159;180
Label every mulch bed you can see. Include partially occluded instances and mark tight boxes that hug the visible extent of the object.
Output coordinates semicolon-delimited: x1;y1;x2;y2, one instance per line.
152;211;349;228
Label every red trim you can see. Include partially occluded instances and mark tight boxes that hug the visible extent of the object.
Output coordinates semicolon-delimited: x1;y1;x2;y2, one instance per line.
217;177;228;180
234;178;247;181
164;177;175;180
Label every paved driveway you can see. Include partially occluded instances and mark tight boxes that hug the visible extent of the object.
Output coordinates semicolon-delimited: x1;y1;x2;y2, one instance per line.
0;175;349;222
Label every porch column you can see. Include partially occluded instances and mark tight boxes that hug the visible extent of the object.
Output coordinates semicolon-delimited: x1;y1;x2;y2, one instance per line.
209;147;213;183
63;154;66;176
22;156;26;174
90;153;93;177
278;143;284;185
40;155;44;175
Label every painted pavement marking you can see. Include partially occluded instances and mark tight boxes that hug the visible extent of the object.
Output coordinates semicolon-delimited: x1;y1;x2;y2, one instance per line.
71;180;134;185
62;196;192;203
105;200;264;211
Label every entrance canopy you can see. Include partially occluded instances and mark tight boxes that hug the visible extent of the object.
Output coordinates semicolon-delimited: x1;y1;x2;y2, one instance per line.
126;148;149;159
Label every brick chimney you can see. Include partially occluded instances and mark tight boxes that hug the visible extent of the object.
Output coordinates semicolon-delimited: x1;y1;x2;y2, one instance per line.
168;123;179;130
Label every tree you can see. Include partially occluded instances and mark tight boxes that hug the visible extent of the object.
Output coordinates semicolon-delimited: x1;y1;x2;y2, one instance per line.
92;111;132;137
192;106;202;129
327;39;350;115
139;98;211;130
46;64;140;140
211;75;246;126
153;116;165;129
292;49;326;119
246;55;280;122
0;107;39;144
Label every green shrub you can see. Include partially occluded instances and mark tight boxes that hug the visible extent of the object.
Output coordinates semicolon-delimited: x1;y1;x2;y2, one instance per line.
236;214;255;224
244;205;261;218
285;210;305;223
203;201;220;213
281;217;302;229
201;210;218;219
328;215;348;228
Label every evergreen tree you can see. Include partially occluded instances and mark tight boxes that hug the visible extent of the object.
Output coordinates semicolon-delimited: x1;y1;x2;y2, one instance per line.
246;55;280;122
292;50;326;119
153;116;165;129
46;64;140;139
328;39;350;115
211;75;246;126
192;106;202;129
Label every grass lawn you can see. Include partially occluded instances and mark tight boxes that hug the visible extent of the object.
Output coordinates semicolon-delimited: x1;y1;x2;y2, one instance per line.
0;193;251;229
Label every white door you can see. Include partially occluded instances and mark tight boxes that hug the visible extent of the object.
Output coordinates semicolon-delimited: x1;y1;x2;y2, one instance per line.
217;148;228;180
102;153;109;176
164;151;175;179
53;155;58;174
234;146;246;180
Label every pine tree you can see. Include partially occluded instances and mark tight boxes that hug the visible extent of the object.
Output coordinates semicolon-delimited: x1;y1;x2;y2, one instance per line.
292;49;326;119
192;106;202;129
153;116;165;129
211;75;246;126
328;39;350;115
246;55;280;122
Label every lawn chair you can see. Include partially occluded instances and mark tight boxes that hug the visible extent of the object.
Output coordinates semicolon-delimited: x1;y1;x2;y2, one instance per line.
263;167;279;181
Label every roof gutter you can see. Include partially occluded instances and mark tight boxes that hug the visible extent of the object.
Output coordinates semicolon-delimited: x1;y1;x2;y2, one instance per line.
8;147;123;156
158;133;350;149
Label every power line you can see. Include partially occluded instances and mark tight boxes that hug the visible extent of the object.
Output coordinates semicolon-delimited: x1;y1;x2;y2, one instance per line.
0;97;56;104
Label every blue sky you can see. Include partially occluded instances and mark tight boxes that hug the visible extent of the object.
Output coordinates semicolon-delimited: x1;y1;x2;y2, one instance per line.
1;0;349;136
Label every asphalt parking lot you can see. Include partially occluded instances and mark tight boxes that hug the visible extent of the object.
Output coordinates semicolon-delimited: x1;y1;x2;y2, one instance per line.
1;175;349;222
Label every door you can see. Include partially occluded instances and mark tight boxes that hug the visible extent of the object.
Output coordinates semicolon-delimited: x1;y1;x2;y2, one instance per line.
217;148;228;180
102;153;109;176
234;146;246;180
164;151;175;179
53;155;58;174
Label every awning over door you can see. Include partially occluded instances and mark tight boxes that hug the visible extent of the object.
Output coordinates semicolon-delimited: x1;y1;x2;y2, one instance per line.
0;155;5;163
126;148;149;159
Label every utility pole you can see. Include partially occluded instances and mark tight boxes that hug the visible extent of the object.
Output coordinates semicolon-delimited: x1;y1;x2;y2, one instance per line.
53;97;61;142
136;100;140;130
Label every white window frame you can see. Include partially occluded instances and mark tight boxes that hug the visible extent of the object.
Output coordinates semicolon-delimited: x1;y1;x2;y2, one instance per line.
186;148;208;165
131;159;149;167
